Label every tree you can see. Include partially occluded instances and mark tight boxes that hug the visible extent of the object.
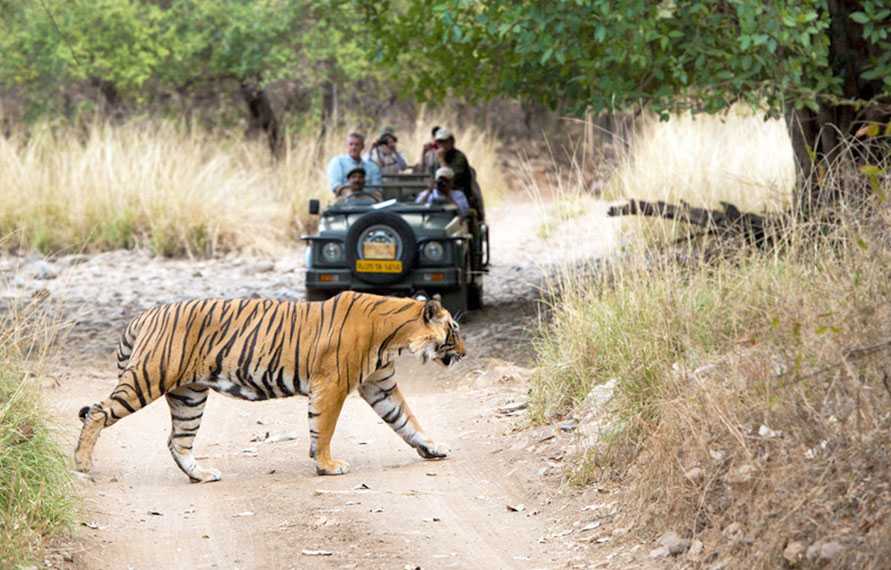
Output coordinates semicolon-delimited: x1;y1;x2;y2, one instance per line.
0;0;389;149
365;0;891;212
0;0;169;120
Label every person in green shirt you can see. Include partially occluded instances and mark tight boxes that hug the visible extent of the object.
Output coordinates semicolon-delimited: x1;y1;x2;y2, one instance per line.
428;128;485;220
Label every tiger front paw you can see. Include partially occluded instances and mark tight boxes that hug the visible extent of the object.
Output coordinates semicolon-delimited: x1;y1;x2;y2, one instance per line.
315;458;351;476
188;467;222;484
416;442;448;460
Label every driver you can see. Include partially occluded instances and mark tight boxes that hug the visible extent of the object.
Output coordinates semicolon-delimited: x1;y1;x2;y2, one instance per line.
335;166;370;200
416;167;470;216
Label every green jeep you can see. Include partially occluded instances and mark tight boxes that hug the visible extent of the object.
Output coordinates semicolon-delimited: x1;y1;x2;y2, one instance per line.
302;173;489;316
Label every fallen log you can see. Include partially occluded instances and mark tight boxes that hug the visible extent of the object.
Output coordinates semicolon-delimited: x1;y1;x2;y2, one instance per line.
607;199;772;247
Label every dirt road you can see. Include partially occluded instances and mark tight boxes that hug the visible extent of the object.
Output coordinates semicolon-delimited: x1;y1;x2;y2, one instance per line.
50;358;581;569
11;199;630;569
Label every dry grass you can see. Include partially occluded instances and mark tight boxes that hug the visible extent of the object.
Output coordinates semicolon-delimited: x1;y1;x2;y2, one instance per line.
0;117;507;257
0;293;73;567
531;112;891;567
607;107;795;211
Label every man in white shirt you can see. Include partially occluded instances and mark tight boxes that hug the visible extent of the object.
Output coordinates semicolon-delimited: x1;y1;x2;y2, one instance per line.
327;133;382;191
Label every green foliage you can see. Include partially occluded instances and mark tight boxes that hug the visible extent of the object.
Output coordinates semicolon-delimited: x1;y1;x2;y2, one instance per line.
0;1;167;98
0;314;73;567
0;0;387;120
365;1;889;117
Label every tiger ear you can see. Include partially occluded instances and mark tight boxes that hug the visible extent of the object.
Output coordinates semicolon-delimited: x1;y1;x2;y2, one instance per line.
423;298;442;323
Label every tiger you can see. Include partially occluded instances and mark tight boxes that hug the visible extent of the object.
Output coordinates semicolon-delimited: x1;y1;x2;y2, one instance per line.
74;291;465;482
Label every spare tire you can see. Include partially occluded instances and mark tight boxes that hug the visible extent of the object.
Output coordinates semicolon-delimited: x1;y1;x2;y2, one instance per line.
346;211;417;285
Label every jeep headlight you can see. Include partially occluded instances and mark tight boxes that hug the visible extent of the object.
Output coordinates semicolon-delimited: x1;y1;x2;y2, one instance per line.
423;241;445;262
321;241;343;263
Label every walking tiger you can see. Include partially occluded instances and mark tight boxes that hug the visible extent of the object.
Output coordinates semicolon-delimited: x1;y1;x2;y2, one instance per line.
74;291;464;482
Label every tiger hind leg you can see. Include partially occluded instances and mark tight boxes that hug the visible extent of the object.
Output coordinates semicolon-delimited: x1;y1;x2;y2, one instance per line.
165;384;219;483
74;369;157;474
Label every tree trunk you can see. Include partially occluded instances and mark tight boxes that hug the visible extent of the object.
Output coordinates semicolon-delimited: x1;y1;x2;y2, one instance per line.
787;0;889;215
90;77;124;122
240;82;281;158
319;79;337;139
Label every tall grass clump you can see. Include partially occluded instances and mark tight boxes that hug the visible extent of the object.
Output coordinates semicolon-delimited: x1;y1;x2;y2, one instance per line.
0;116;507;257
0;296;73;567
0;121;328;256
532;116;891;566
608;107;795;211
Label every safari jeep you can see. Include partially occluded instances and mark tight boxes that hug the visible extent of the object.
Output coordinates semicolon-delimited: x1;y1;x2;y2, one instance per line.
302;173;489;316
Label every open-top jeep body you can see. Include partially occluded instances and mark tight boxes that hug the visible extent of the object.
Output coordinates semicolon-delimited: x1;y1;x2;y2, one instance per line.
302;173;489;315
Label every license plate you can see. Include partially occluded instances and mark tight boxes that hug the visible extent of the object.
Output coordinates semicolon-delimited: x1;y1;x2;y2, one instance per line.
356;259;403;273
363;242;396;259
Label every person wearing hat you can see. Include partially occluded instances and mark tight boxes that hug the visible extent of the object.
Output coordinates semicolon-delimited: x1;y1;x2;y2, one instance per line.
415;125;443;174
365;129;408;175
334;166;374;200
327;132;382;192
428;128;473;200
416;166;470;216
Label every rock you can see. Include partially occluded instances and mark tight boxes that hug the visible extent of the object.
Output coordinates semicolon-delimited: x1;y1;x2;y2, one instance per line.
253;261;275;273
611;527;628;537
783;541;806;565
722;522;744;542
806;542;821;562
684;467;704;483
64;254;90;266
727;463;756;485
28;260;58;280
758;424;782;438
819;541;844;561
688;539;704;558
649;546;670;559
301;549;333;556
659;530;690;555
558;419;578;432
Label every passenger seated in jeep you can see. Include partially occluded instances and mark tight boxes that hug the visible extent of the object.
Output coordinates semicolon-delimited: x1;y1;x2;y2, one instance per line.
334;167;381;202
416;167;470;216
327;132;382;191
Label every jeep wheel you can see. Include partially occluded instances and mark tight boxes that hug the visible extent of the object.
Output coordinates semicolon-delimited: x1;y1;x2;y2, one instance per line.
468;281;484;310
440;285;468;318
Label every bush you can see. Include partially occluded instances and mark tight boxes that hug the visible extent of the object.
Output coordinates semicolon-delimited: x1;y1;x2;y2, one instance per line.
0;298;73;567
531;112;891;566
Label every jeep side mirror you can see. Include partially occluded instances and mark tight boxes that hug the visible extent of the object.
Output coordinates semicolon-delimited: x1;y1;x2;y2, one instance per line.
308;199;320;215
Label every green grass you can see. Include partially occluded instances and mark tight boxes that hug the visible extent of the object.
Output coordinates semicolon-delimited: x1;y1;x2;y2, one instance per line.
0;305;73;567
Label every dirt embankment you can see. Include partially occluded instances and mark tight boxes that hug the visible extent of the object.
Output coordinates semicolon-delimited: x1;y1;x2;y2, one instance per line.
1;199;665;570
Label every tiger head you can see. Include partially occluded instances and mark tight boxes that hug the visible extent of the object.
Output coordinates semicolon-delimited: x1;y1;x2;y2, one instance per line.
410;297;466;367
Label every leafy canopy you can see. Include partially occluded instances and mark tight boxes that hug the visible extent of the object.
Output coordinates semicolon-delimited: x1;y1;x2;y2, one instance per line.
364;0;891;117
0;0;382;116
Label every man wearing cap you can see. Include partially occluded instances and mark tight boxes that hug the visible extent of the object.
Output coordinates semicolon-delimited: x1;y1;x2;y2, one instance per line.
415;125;442;174
427;127;486;220
365;129;408;175
334;166;365;198
327;132;382;192
428;129;471;191
416;167;470;216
